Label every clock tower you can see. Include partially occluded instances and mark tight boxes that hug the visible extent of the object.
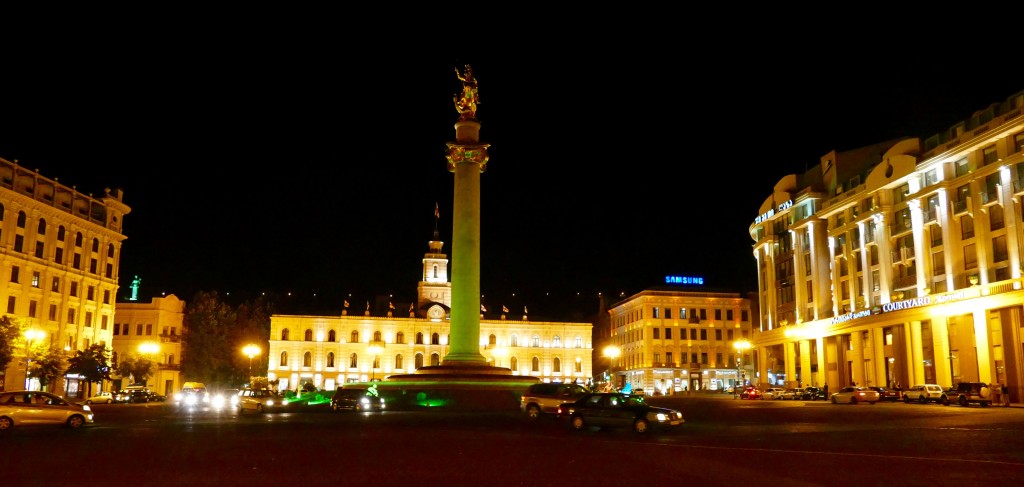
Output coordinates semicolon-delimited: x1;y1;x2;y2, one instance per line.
416;228;451;317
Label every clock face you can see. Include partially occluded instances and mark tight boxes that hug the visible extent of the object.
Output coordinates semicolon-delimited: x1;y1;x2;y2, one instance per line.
429;307;444;319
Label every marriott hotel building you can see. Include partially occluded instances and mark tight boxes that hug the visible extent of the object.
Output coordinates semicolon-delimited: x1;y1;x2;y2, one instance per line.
750;89;1024;402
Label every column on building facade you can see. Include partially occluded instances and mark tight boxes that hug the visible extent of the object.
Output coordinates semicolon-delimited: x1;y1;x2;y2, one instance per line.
849;330;864;386
932;315;953;387
792;228;808;324
907;320;924;387
871;327;887;388
755;344;768;388
875;214;895;303
974;308;993;383
784;341;797;387
799;340;813;387
857;220;874;309
909;199;930;295
810;220;833;320
815;338;827;388
938;189;957;292
1000;169;1023;283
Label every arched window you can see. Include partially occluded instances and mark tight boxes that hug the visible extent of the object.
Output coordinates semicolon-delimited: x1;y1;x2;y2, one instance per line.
415;353;424;369
304;329;313;341
431;333;439;345
373;331;382;342
17;211;26;228
574;336;582;348
328;330;336;342
327;352;335;368
280;351;288;366
511;334;518;347
281;329;290;341
395;354;403;369
531;357;539;372
489;334;497;345
75;232;83;247
37;219;46;235
553;357;561;373
575;357;582;373
92;238;99;252
511;357;518;371
416;332;424;344
372;355;380;368
303;351;311;367
349;353;358;368
57;226;65;241
430;353;440;366
432;264;438;278
350;330;359;343
396;332;405;344
553;336;561;348
532;335;541;347
108;243;114;258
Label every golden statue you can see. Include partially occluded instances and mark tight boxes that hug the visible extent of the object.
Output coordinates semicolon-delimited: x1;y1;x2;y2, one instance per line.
453;64;479;121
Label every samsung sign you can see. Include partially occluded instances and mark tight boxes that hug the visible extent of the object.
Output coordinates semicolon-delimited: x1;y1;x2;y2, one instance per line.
666;275;704;285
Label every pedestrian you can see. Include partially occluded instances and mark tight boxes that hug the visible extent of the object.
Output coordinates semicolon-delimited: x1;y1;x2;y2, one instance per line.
823;383;829;397
1002;383;1010;407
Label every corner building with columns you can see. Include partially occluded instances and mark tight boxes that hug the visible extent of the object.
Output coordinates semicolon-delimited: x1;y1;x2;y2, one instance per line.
750;89;1024;401
267;232;593;391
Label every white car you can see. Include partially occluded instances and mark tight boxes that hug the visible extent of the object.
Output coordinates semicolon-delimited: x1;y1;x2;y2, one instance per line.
902;384;947;404
238;388;280;413
84;392;114;405
0;391;94;430
762;387;787;400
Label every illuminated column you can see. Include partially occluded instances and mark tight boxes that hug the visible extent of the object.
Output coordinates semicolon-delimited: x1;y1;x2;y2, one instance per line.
798;340;812;387
932;316;953;386
444;65;489;366
814;338;826;388
784;341;797;387
907;321;924;386
974;309;993;383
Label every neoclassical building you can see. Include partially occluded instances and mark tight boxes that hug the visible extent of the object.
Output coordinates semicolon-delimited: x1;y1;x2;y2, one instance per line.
750;89;1024;399
111;294;185;397
607;287;755;394
268;232;593;392
0;156;130;396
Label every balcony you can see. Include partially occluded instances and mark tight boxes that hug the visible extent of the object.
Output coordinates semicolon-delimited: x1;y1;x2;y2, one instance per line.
953;199;968;214
159;334;181;343
892;274;917;289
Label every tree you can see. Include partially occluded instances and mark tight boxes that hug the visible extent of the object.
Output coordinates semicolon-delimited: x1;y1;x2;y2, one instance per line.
66;344;111;397
114;353;156;386
181;291;237;388
29;347;68;392
232;295;274;383
0;316;22;374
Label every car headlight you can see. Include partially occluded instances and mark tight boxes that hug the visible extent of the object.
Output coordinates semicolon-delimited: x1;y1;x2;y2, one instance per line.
185;395;197;406
174;393;183;401
82;405;92;412
654;412;668;421
266;399;274;407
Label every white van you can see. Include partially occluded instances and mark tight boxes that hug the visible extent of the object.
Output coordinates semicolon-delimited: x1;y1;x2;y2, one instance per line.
174;382;210;406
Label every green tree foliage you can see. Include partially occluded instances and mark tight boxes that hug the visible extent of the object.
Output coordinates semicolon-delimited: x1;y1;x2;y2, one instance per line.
29;347;68;391
0;315;22;372
181;291;238;388
114;353;156;386
233;295;274;379
66;344;112;397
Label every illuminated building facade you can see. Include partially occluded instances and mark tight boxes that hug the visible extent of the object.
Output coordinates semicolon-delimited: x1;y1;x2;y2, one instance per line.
607;288;754;394
750;89;1024;400
0;156;130;396
111;295;184;397
267;234;593;391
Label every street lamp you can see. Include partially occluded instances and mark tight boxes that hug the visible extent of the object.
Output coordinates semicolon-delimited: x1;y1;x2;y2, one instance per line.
243;344;261;379
137;342;160;387
367;344;383;382
24;329;46;390
734;340;751;398
602;345;621;392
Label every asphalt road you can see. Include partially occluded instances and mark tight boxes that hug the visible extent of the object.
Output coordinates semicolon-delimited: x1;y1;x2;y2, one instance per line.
3;394;1022;486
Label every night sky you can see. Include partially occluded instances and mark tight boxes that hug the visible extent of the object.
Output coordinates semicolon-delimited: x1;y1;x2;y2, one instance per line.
2;32;1019;320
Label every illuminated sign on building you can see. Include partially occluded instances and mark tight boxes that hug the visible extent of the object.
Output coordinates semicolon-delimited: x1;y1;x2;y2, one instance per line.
881;290;972;313
665;275;704;285
831;309;873;324
753;200;793;225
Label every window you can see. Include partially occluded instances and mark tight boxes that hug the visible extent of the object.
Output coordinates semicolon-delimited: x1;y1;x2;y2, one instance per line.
304;329;313;341
993;235;1008;262
396;332;404;344
136;324;143;335
54;247;63;264
49;304;57;320
17;211;26;228
700;329;707;340
31;271;40;288
349;353;358;368
690;329;697;340
510;356;517;371
715;309;722;320
665;352;673;365
6;296;15;314
68;308;76;324
29;300;37;318
91;238;99;252
574;336;581;348
122;323;128;335
281;329;289;340
961;215;975;239
511;335;518;347
715;329;722;340
575;359;582;373
35;241;44;258
653;307;660;319
87;286;95;301
57;226;64;241
1015;133;1024;153
328;330;336;342
983;144;998;165
531;357;539;372
103;290;110;304
373;331;382;342
925;168;940;186
350;330;359;343
431;353;440;366
303;352;311;367
553;357;561;373
280;352;288;366
146;324;152;335
431;333;440;345
108;244;114;257
955;158;969;177
73;253;81;269
89;258;97;274
416;332;423;344
531;335;540;347
85;312;92;327
75;233;82;247
990;205;1005;230
10;266;19;283
395;354;403;369
964;244;977;269
653;328;660;339
416;353;425;369
665;328;672;339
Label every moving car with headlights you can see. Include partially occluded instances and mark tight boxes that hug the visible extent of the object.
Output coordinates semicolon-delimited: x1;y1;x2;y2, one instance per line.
902;384;947;404
331;387;385;412
520;382;590;420
830;386;880;404
555;392;683;434
0;391;94;430
212;388;240;409
238;388;280;413
174;382;210;407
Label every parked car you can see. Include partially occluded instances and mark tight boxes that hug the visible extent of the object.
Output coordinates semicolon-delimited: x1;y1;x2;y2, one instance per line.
762;387;786;400
0;390;94;430
520;382;591;420
868;386;901;402
84;392;114;405
805;386;827;400
740;386;762;400
555;392;683;434
112;390;132;404
331;387;385;412
944;382;993;407
902;384;947;404
237;388;280;413
830;386;880;404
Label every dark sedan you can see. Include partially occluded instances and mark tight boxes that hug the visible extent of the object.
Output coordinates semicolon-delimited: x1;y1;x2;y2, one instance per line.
868;386;901;402
555;392;683;434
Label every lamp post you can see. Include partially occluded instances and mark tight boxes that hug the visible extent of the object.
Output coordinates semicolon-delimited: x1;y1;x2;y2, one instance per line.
602;345;621;392
243;344;261;379
137;342;160;387
367;344;383;382
734;340;751;398
24;329;46;390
